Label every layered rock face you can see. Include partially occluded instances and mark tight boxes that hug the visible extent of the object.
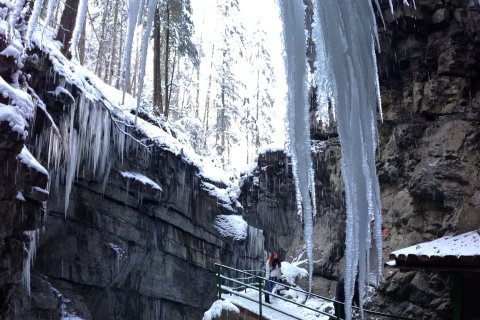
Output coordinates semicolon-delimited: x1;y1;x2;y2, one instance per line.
372;0;480;318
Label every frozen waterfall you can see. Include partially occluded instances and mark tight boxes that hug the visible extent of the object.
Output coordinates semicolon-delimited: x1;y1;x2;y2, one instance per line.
279;0;315;293
280;1;384;319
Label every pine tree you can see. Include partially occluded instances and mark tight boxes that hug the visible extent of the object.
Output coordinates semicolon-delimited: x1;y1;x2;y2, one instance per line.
210;0;246;168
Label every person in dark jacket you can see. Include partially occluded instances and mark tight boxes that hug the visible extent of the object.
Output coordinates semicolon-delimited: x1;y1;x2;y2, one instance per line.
334;276;360;319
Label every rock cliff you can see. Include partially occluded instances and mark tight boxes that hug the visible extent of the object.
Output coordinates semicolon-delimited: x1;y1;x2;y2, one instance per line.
240;0;480;319
0;33;261;320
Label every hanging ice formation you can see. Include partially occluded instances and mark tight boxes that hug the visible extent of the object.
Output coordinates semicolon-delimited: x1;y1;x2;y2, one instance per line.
310;1;384;319
22;229;39;296
280;0;384;318
278;0;315;293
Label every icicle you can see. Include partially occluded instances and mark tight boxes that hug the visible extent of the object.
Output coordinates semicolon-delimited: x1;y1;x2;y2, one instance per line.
279;0;315;293
121;0;141;104
22;229;39;296
312;1;384;319
25;0;43;48
69;0;88;61
134;0;157;124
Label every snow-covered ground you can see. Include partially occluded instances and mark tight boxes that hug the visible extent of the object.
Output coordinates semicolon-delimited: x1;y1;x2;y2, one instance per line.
204;259;335;320
208;288;334;320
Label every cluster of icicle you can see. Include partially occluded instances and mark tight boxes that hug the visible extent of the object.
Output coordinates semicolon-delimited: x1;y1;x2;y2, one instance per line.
279;1;385;319
33;96;146;215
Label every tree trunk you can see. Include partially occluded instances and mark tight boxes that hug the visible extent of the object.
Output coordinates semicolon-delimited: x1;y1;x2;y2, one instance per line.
195;66;200;117
108;0;120;85
94;1;110;77
78;16;86;64
153;6;163;115
202;44;215;149
131;36;140;96
56;0;79;58
165;46;177;118
116;12;125;89
164;3;171;116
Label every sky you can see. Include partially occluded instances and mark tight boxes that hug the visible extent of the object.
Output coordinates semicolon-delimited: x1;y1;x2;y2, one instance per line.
190;0;288;173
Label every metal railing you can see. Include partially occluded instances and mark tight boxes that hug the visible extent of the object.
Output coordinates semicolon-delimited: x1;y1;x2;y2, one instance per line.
215;263;418;320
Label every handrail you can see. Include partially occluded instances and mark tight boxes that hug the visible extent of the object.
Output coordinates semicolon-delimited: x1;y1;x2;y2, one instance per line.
215;263;418;320
220;276;336;319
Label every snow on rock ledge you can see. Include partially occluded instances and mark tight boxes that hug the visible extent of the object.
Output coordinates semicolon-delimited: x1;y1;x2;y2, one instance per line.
120;171;163;191
213;215;248;241
202;299;239;320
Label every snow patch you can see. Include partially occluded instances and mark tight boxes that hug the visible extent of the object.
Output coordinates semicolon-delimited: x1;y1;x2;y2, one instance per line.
202;299;239;320
0;103;27;138
0;44;20;58
201;181;240;211
16;191;25;201
17;146;49;176
0;76;34;120
281;260;309;285
120;171;163;191
213;215;248;241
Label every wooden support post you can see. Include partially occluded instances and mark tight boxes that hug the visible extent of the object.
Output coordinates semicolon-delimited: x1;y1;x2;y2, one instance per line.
453;273;463;320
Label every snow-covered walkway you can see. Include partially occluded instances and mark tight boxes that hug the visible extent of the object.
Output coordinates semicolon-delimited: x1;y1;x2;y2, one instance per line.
220;287;335;320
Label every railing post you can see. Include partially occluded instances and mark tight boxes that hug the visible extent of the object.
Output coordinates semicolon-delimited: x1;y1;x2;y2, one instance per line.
258;277;263;318
215;264;221;300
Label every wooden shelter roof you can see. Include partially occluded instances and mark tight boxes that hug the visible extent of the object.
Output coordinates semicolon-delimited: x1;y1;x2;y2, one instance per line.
386;230;480;272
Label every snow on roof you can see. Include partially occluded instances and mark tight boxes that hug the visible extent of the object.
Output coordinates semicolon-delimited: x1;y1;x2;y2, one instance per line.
213;214;248;241
119;171;162;191
202;299;239;320
17;146;48;176
390;230;480;259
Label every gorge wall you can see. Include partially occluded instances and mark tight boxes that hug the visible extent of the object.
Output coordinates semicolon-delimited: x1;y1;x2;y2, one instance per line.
241;0;480;319
0;31;262;320
373;1;480;318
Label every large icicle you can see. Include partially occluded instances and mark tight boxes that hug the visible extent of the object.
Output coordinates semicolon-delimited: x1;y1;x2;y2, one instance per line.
69;0;88;60
121;0;142;104
312;1;383;319
279;0;315;293
135;0;157;124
